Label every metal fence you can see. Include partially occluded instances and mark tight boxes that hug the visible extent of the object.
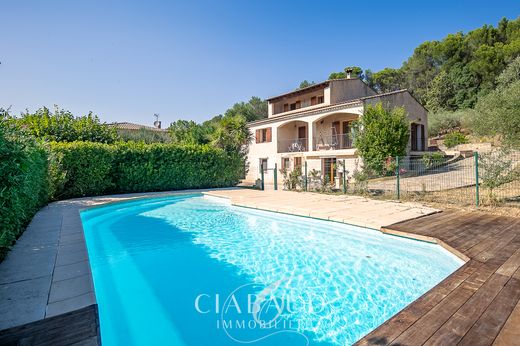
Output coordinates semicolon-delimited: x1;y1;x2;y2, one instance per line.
264;150;520;208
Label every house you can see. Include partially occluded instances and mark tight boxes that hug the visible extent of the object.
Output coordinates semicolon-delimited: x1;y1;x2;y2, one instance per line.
109;121;165;132
245;75;428;186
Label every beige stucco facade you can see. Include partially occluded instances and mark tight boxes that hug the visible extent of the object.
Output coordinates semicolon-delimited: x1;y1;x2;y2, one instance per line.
246;79;428;187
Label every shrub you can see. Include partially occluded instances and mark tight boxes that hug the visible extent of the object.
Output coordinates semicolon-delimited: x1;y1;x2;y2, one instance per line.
48;141;243;198
354;103;410;175
421;152;445;169
0;121;49;260
443;132;468;148
428;110;472;137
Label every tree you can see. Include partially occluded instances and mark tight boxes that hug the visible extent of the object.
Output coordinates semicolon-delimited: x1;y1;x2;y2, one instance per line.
168;120;209;145
329;66;364;80
425;70;455;112
354;103;410;175
297;80;315;89
473;79;520;147
223;96;268;122
15;106;117;143
211;114;251;156
368;68;404;93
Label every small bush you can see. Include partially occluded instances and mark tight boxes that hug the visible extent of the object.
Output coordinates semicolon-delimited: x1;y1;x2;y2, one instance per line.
443;132;468;148
0;121;49;260
421;152;445;169
428;110;471;137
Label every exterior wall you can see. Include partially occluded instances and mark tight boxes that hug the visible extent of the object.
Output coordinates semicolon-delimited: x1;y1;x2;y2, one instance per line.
363;92;428;153
330;79;377;104
247;88;429;184
269;86;329;118
245;104;364;183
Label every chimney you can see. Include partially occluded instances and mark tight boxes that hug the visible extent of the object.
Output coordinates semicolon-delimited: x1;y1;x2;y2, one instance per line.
345;68;353;79
153;113;161;129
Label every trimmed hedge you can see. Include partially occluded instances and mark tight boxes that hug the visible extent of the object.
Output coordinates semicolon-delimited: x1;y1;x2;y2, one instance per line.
0;123;49;260
50;141;243;198
1;138;242;261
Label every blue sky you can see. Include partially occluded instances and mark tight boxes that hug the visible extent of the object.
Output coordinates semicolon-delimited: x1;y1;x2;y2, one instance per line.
2;1;519;125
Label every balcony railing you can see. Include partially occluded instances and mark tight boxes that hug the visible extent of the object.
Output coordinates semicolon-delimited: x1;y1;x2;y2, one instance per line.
314;134;353;151
278;138;308;153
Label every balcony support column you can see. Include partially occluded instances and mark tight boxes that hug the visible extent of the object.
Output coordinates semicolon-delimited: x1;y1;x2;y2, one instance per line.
307;121;314;152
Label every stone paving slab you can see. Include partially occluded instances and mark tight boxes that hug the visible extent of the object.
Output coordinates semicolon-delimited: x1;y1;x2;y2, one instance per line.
204;189;439;230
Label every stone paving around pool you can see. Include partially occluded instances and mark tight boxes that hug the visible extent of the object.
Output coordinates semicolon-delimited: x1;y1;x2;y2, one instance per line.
204;189;439;230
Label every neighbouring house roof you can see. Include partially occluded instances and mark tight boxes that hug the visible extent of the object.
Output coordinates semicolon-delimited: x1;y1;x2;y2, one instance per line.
109;122;166;132
249;89;411;127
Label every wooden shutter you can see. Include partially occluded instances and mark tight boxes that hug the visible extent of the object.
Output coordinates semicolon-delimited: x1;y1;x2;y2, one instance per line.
255;129;261;143
283;104;289;112
266;128;272;142
311;96;317;106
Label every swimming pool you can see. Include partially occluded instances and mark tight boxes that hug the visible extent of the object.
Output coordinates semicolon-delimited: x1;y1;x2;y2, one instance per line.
80;194;463;346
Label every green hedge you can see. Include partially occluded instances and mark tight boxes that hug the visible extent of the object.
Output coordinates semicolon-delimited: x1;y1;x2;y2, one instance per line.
0;123;49;260
1;137;242;261
50;141;243;198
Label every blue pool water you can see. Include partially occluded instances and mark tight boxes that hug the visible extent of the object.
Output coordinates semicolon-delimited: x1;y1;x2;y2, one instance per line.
80;194;463;346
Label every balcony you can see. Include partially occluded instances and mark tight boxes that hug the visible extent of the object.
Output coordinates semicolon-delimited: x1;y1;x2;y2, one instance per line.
314;134;353;151
278;138;308;153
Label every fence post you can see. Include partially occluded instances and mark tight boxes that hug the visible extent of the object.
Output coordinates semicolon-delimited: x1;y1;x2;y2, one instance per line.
342;159;347;194
304;161;308;191
396;156;400;200
260;167;265;191
274;163;278;191
475;151;479;208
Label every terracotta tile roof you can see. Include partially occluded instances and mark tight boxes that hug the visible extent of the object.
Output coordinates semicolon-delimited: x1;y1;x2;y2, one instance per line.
109;122;166;131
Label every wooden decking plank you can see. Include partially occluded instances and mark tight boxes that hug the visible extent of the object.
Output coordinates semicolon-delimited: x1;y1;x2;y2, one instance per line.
354;261;477;346
458;277;520;346
388;286;475;345
464;219;520;258
493;299;520;345
422;273;510;346
497;247;520;277
448;215;506;250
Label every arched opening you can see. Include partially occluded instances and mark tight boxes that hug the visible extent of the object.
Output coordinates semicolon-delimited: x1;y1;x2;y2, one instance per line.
312;113;358;151
277;120;309;153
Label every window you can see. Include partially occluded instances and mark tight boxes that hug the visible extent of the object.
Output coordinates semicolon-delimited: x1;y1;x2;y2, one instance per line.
295;101;301;109
311;96;317;106
290;103;296;111
255;127;272;143
317;96;324;104
259;158;268;173
283;103;289;112
281;157;290;171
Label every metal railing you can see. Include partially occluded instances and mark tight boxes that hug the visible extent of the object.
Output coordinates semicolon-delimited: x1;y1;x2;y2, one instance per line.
314;134;353;151
277;138;308;153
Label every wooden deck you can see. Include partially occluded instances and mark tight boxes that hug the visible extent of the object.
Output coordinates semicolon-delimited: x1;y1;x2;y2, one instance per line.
356;210;520;346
